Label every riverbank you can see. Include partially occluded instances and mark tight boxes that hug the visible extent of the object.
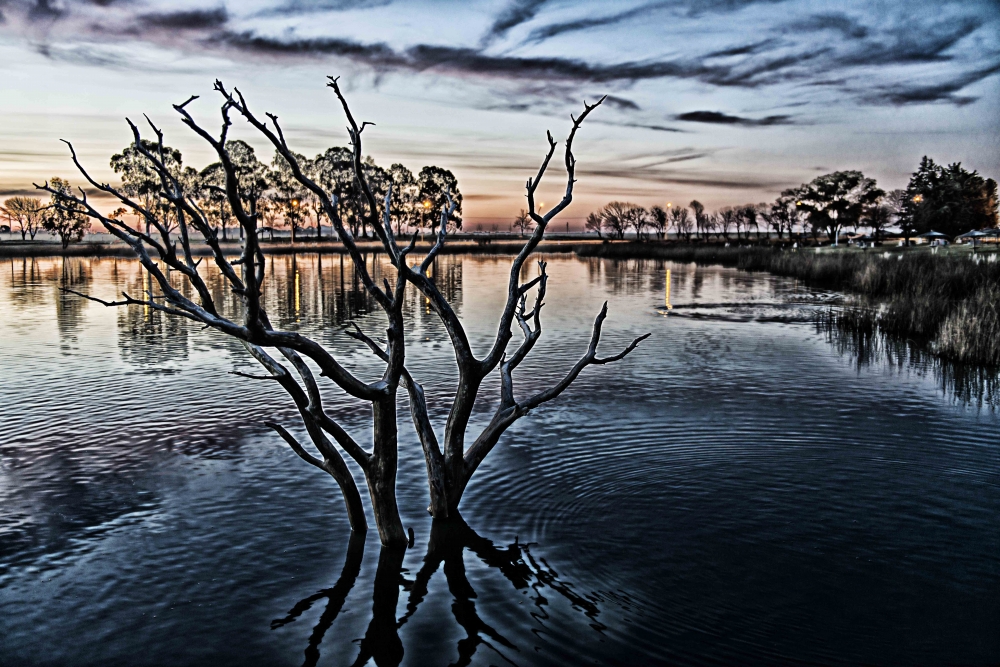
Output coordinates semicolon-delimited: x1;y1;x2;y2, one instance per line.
578;242;1000;367
0;237;591;258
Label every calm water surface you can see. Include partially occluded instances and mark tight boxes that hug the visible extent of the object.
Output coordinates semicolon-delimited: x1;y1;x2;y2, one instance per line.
0;254;997;666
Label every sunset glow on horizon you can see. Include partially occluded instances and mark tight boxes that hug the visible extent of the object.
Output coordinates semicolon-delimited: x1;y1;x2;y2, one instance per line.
2;0;998;228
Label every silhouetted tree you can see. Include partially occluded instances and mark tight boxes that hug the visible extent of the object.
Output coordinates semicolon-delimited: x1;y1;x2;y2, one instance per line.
765;195;798;240
270;151;312;243
111;139;183;236
718;206;736;241
42;177;89;248
705;212;720;241
689;200;707;241
670;205;692;241
864;201;892;245
649;205;668;240
787;171;882;246
202;140;270;241
387;163;418;235
900;156;999;237
512;209;533;236
629;204;651;241
598;201;633;239
885;189;914;244
418;166;463;230
2;196;45;240
584;211;603;238
312;147;359;237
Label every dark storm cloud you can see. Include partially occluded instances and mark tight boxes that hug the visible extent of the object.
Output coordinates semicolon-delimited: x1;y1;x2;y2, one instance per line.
251;0;394;18
29;0;63;20
604;95;640;110
707;40;777;57
593;120;685;133
218;31;823;90
523;2;668;43
788;13;869;39
835;16;983;66
139;8;228;30
862;61;1000;106
522;0;796;44
485;0;550;41
581;167;786;189
209;19;999;107
676;110;794;126
679;0;790;16
5;0;997;110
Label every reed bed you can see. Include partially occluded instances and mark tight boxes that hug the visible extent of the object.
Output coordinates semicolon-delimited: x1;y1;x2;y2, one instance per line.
577;243;1000;367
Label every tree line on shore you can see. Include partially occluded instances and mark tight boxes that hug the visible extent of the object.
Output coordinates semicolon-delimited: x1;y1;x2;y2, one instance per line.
4;149;996;249
0;139;464;248
578;159;998;244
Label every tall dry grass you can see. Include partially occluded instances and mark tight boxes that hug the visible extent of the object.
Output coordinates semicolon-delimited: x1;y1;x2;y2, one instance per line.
577;243;1000;367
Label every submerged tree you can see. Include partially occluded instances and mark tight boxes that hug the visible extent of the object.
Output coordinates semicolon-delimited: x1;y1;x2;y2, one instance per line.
42;79;647;547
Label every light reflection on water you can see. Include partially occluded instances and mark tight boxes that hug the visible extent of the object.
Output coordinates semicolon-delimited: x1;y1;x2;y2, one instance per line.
0;254;998;666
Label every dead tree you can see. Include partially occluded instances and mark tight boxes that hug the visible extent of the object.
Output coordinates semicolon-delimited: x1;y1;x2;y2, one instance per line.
42;78;648;547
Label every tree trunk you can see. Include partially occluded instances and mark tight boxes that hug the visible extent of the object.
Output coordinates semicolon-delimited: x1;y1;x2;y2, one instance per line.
366;398;407;547
322;446;368;534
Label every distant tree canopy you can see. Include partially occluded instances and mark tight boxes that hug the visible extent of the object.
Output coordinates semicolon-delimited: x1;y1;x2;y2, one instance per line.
417;166;463;230
387;163;418;235
900;156;999;237
101;137;462;243
110;140;183;235
43;177;89;248
579;155;995;245
786;171;883;244
50;139;1000;246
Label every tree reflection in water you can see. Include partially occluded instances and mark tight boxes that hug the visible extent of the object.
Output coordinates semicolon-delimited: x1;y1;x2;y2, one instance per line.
818;313;999;409
272;517;602;667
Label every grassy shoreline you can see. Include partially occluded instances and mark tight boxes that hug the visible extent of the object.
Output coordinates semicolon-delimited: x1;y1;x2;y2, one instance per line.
578;242;1000;368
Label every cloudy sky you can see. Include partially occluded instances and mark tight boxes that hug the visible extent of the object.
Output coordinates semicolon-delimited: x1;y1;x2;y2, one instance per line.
1;0;998;227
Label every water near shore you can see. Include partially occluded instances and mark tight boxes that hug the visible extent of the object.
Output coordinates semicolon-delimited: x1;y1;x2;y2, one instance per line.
1;255;997;666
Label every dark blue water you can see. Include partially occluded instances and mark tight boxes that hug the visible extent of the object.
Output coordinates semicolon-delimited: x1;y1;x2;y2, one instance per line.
1;254;997;666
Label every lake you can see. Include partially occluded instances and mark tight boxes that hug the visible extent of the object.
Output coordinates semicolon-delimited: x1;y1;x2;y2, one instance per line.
0;253;997;666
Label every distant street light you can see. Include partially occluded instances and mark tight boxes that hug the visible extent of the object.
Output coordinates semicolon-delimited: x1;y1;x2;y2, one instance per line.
913;194;924;203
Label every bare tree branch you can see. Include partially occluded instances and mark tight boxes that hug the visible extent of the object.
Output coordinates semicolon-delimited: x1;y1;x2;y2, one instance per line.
460;300;649;493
